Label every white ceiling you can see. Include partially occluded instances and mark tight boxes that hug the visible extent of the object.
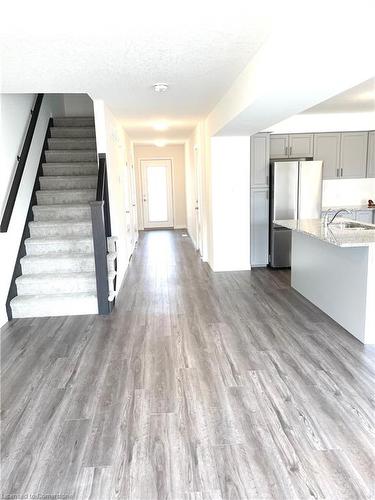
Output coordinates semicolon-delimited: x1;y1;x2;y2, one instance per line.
0;0;273;143
303;78;375;114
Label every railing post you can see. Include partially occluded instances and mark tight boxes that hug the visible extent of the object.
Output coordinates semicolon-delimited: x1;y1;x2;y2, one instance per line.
90;201;110;315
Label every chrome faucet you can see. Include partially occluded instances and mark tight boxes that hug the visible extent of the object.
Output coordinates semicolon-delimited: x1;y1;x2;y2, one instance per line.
323;208;353;227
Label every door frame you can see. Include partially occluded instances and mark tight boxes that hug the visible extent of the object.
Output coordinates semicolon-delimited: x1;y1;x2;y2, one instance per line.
140;158;174;229
194;144;203;254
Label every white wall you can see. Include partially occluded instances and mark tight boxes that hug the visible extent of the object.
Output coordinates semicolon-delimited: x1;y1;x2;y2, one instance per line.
63;94;94;116
93;100;137;290
133;144;187;230
0;93;65;327
210;136;250;271
322;179;375;208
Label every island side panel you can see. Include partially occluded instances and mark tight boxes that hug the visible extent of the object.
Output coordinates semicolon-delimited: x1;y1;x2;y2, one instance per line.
291;231;369;344
364;246;375;344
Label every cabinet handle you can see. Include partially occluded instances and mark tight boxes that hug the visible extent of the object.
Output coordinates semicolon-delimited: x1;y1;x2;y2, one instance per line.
285;146;288;156
266;175;269;185
341;168;343;177
289;146;292;156
337;168;339;177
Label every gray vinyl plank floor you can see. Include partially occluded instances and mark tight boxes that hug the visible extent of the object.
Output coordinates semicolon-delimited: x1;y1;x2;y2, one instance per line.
1;229;375;499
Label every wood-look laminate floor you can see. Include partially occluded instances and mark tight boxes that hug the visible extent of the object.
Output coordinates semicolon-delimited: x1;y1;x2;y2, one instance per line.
1;230;375;500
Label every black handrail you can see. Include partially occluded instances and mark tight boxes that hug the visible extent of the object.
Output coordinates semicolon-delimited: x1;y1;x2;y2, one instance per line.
90;153;113;315
1;94;44;233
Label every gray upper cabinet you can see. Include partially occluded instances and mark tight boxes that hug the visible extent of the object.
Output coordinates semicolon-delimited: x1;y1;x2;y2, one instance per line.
367;131;375;178
270;135;289;158
251;133;270;187
289;134;314;158
313;133;341;179
270;134;313;158
340;132;368;179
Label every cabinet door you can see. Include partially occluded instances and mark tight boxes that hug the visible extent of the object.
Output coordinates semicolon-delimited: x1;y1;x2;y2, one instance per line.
355;210;373;224
250;188;269;267
367;131;375;178
270;135;289;158
289;134;313;158
251;133;270;188
340;132;368;179
313;133;341;179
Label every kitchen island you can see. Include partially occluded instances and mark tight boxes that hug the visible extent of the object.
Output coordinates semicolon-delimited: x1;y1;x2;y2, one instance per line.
275;218;375;344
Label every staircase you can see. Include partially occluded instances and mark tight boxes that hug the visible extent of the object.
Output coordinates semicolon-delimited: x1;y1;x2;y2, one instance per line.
10;117;116;319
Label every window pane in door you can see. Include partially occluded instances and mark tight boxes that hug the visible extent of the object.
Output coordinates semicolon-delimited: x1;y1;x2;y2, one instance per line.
147;166;168;222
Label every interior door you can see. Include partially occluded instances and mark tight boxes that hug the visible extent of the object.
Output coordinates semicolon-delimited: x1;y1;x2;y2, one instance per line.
141;159;174;228
194;145;202;253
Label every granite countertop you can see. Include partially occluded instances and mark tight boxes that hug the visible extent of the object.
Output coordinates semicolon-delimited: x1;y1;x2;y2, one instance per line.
275;218;375;247
322;205;375;211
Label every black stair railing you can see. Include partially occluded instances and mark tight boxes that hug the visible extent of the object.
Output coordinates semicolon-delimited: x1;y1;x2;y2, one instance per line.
1;94;44;232
90;153;113;315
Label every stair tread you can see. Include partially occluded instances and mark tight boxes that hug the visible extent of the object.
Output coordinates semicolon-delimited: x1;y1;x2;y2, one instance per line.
16;271;116;282
33;203;90;209
43;162;97;167
39;175;97;180
36;189;96;194
11;292;97;303
25;235;93;243
21;251;116;260
29;219;92;226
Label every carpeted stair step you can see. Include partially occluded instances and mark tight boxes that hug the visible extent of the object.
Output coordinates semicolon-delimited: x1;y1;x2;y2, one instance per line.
40;176;97;190
33;204;91;221
29;220;93;238
50;127;95;138
36;189;96;205
53;117;95;127
47;138;97;150
45;150;97;163
15;271;116;295
42;163;98;177
25;236;94;255
10;292;98;318
20;252;117;275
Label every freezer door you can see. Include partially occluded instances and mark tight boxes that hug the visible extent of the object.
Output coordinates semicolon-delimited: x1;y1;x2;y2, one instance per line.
298;161;323;219
270;227;291;268
272;161;299;220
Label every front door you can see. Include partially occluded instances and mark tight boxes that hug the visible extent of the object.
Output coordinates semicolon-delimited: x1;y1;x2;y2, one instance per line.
141;159;174;229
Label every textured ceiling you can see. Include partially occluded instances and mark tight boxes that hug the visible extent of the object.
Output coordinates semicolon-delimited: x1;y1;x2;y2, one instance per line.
0;0;272;142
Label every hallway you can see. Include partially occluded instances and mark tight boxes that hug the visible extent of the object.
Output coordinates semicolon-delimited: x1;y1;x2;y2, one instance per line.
1;230;374;499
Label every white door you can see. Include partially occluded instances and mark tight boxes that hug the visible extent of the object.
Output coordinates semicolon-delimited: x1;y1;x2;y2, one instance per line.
289;134;314;158
270;135;289;158
340;132;368;179
313;133;341;179
141;159;174;228
194;145;202;253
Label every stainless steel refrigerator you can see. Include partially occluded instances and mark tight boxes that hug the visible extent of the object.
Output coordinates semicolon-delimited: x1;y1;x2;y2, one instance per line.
269;159;323;268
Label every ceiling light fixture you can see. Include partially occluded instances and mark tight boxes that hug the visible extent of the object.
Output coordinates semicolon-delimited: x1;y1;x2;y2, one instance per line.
153;83;169;93
155;139;167;148
153;122;169;131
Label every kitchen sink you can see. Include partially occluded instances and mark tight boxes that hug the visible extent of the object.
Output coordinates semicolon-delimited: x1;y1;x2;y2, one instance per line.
330;222;374;230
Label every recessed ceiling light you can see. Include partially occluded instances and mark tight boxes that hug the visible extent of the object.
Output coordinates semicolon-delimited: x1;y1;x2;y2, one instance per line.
155;139;167;147
153;83;169;93
153;122;169;131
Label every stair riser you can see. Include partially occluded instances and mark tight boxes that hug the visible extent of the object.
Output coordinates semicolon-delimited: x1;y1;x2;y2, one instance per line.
53;117;95;127
29;222;93;238
43;164;98;177
50;127;95;138
21;255;116;275
11;297;98;318
40;177;97;190
36;190;96;205
48;139;97;150
33;205;91;221
25;239;94;256
16;276;115;295
45;151;97;163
